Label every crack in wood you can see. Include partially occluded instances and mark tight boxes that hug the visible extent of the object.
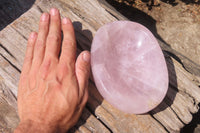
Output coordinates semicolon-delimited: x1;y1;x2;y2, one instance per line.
11;25;28;40
35;4;43;13
179;90;198;108
105;9;120;20
0;43;16;59
58;0;97;30
0;81;17;103
0;53;21;73
169;106;185;124
86;105;113;133
150;113;170;133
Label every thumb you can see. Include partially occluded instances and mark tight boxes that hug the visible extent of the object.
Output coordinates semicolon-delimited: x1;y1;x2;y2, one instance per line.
75;51;91;101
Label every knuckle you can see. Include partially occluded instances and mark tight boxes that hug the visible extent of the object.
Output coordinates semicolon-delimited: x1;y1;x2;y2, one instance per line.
39;21;49;29
35;39;45;49
62;39;75;49
57;65;68;79
42;59;51;70
78;64;89;74
39;57;58;80
39;25;48;35
27;40;35;47
47;34;61;43
78;64;85;71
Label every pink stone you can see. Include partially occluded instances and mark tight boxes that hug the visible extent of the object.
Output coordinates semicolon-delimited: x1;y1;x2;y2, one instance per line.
91;21;168;114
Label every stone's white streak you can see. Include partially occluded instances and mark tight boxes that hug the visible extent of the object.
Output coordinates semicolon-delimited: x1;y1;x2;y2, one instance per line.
91;21;169;114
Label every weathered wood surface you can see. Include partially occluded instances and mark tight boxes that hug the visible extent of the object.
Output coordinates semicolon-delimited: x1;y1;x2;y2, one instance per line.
0;0;200;132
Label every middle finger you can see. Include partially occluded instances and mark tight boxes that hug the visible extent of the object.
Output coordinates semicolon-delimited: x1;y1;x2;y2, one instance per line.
44;8;62;59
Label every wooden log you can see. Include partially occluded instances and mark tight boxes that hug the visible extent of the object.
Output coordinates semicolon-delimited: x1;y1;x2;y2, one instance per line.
0;0;199;132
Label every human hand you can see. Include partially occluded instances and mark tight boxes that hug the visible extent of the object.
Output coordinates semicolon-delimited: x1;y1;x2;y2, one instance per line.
14;8;90;133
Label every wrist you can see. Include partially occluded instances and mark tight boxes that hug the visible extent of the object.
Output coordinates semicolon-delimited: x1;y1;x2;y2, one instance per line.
14;120;58;133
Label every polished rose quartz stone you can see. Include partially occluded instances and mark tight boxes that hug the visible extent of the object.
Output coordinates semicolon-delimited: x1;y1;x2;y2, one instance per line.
91;21;168;114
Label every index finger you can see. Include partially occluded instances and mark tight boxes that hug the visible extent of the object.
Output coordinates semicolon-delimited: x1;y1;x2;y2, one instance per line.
59;18;76;70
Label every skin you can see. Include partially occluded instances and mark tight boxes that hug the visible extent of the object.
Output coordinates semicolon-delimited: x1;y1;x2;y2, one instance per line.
14;8;90;133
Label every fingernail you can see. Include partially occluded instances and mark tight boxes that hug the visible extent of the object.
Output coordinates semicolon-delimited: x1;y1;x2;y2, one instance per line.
62;17;71;24
50;8;58;16
41;13;48;21
83;52;90;62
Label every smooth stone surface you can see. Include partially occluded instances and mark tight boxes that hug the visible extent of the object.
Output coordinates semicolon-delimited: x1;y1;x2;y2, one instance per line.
91;21;169;114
